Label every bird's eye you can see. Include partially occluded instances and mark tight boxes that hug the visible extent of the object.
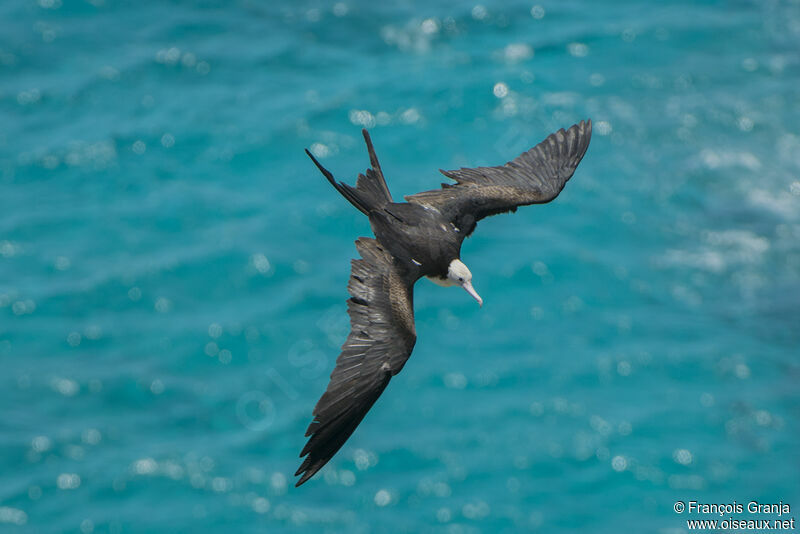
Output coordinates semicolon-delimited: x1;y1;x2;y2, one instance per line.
458;277;464;282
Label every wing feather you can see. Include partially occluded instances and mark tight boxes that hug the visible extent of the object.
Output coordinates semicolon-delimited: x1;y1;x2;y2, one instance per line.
295;238;416;486
406;120;592;235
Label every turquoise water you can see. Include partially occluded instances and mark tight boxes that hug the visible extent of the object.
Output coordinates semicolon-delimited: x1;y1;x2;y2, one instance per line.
2;0;799;532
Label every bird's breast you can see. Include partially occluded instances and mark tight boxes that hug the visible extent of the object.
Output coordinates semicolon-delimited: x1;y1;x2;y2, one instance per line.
426;274;457;287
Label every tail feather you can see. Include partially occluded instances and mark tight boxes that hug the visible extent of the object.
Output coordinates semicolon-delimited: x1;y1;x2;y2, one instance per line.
305;129;393;215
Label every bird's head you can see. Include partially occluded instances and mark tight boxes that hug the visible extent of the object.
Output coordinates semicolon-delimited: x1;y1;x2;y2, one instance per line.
447;259;483;307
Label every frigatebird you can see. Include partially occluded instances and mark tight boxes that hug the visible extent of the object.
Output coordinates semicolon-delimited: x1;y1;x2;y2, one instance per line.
295;120;592;486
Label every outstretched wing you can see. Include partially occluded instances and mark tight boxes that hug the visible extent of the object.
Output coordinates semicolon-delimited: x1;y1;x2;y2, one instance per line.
405;120;592;236
295;238;417;486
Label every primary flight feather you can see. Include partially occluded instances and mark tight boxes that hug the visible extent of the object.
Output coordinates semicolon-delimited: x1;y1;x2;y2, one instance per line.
296;120;592;486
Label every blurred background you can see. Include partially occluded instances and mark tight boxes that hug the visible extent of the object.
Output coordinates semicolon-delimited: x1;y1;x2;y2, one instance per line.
2;0;799;532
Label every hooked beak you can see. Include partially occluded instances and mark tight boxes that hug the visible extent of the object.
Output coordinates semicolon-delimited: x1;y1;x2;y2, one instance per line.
461;280;483;307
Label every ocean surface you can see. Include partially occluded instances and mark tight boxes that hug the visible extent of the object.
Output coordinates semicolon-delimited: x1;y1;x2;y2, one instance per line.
2;1;799;532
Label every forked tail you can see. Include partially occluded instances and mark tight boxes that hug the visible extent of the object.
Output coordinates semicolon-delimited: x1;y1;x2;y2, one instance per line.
305;129;393;215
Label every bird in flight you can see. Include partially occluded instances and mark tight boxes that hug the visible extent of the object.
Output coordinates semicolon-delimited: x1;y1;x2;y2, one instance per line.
295;120;592;486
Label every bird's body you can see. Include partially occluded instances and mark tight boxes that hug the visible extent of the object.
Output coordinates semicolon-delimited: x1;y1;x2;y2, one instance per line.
370;202;462;280
296;120;592;486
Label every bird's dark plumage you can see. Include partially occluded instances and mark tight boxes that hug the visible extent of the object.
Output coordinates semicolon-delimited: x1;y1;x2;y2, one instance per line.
296;120;592;486
406;119;592;236
295;237;416;486
306;130;393;216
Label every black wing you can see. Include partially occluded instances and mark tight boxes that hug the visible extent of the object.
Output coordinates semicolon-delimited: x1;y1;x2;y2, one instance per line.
405;120;592;236
295;238;417;486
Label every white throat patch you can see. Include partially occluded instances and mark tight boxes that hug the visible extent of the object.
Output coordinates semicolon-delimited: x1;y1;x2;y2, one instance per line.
425;259;472;287
426;274;455;287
